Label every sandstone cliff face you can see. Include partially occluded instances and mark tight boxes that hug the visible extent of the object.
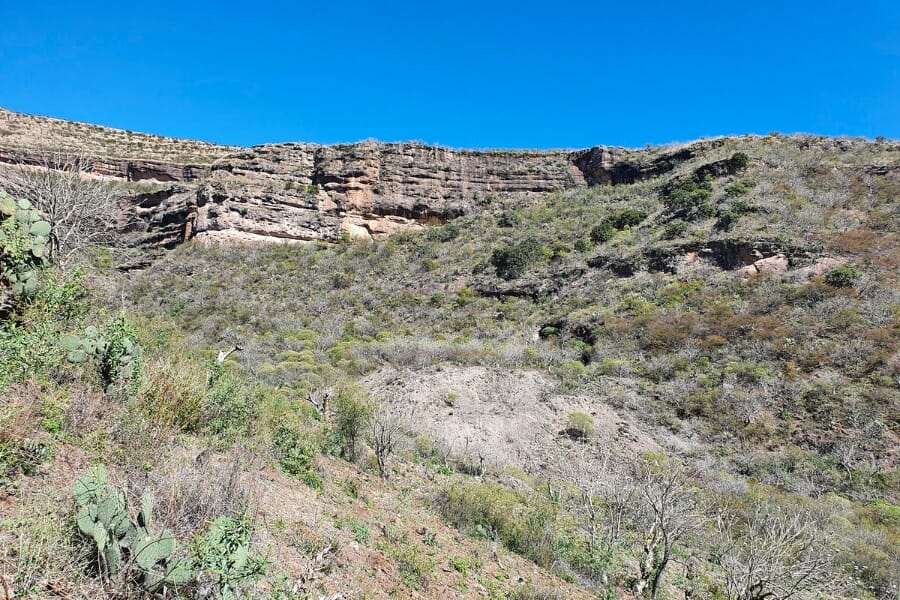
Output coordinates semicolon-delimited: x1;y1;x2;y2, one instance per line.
192;142;597;242
0;107;744;248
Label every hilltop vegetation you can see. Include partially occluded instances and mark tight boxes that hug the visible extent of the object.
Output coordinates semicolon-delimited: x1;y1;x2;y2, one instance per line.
0;132;898;599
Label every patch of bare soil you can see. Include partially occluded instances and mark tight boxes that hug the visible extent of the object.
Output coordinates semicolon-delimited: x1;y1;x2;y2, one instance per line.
364;365;659;472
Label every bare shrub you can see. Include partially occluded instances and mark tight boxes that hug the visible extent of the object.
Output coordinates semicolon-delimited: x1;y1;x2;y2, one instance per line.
714;507;834;600
125;446;255;539
0;152;123;264
631;460;702;599
370;408;404;481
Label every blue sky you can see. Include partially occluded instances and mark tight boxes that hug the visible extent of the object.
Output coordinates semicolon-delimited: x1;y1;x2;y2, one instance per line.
0;1;897;148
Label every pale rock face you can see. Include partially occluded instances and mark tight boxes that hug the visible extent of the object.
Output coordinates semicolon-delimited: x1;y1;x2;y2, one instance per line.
793;257;843;279
735;254;790;277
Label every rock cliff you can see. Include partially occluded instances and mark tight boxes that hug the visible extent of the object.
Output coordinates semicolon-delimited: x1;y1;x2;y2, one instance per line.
0;107;727;248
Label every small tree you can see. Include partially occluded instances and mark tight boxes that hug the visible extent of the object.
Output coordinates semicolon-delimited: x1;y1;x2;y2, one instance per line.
331;385;374;462
1;151;121;265
631;459;701;599
370;407;404;481
556;441;634;584
714;507;833;600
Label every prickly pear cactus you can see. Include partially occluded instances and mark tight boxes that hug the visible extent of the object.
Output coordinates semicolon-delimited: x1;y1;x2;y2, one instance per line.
0;190;51;301
60;325;106;364
72;466;193;590
61;316;143;397
73;465;131;576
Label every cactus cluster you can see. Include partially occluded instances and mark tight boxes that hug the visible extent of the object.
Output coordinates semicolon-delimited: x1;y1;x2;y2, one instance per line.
61;317;143;393
0;191;51;296
73;465;192;591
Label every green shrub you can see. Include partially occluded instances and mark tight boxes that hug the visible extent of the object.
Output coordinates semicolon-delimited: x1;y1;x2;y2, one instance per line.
538;326;559;339
724;179;755;197
331;384;375;461
607;209;647;229
715;210;739;231
193;515;269;599
730;151;750;169
203;374;257;444
272;423;321;487
663;177;714;221
662;220;688;239
589;222;616;244
824;265;859;288
0;270;84;388
565;412;596;439
574;238;593;252
442;482;560;567
491;238;543;280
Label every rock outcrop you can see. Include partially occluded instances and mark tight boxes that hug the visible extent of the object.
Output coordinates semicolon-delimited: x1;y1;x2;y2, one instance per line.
0;107;709;247
13;106;887;251
191;142;594;242
0;107;753;248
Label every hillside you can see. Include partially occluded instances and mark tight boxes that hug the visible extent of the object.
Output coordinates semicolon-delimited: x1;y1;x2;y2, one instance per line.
0;108;898;600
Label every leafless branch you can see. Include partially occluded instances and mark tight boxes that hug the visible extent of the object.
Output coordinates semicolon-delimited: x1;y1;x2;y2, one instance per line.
0;150;124;265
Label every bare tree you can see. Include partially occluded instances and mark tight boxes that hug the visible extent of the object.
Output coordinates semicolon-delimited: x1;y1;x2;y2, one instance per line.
632;461;701;599
306;387;333;422
370;408;404;481
0;151;121;264
714;507;833;600
557;441;636;585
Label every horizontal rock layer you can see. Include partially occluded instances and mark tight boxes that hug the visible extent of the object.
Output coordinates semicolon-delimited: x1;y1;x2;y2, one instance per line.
0;108;771;247
3;137;677;246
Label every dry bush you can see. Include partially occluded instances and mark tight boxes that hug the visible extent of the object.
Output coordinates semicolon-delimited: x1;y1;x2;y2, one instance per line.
63;385;107;435
124;446;256;539
137;354;207;431
0;152;123;265
0;493;100;599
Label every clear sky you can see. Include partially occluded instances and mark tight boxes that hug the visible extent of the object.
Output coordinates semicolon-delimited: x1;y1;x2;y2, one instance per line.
0;1;897;149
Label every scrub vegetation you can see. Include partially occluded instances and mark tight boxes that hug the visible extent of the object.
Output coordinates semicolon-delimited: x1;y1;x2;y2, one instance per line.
1;133;898;599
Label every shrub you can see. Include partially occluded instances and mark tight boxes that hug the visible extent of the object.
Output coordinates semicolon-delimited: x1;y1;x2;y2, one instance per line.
272;423;321;487
490;238;543;280
497;211;521;228
663;177;714;221
193;515;269;598
715;210;739;231
203;374;257;444
824;265;860;288
724;179;755;197
607;209;648;229
662;220;688;239
331;384;375;461
730;151;750;169
589;222;616;244
565;411;596;439
442;482;560;567
574;238;593;252
137;355;205;431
